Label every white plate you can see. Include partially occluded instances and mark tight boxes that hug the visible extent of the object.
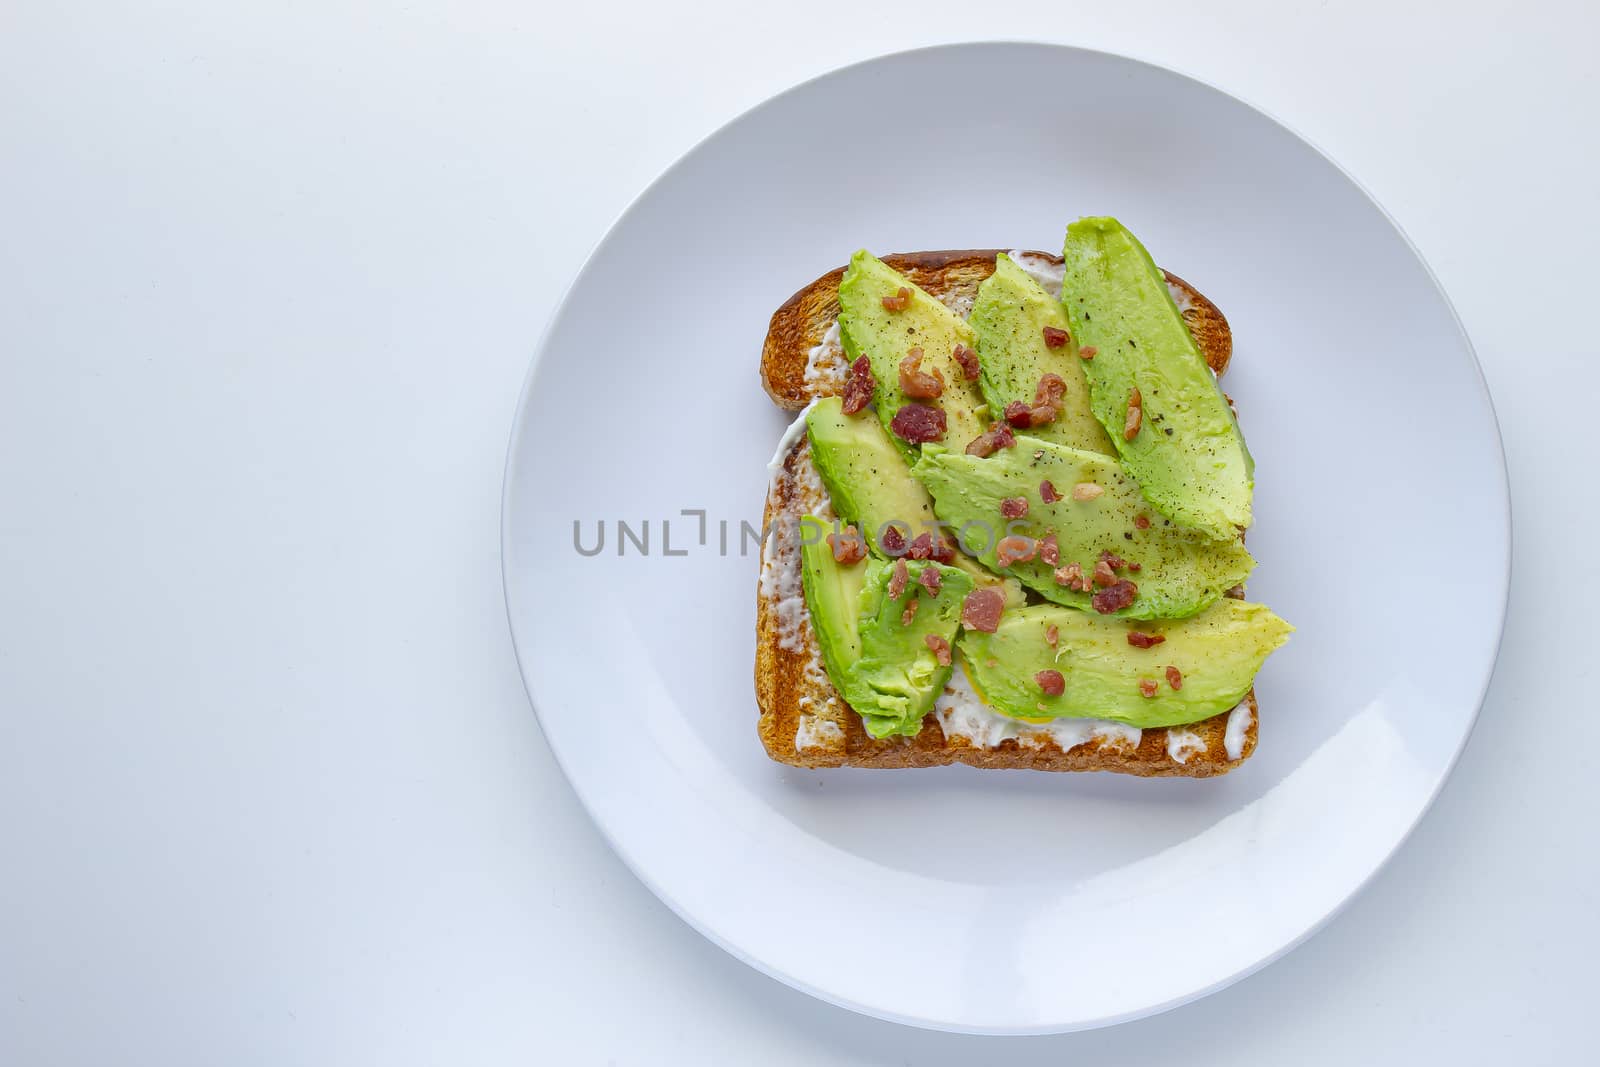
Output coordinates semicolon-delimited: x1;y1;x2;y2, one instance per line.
502;43;1509;1034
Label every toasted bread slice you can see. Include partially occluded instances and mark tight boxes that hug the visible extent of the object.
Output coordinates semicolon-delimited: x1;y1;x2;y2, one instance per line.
755;250;1256;775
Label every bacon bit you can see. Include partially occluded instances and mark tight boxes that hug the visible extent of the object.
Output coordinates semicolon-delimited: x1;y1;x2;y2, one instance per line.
1078;345;1098;360
890;403;946;444
1127;631;1166;649
1040;479;1061;503
907;532;933;560
1038;532;1059;566
1045;623;1059;647
1138;678;1160;698
961;588;1006;633
1123;386;1143;441
827;527;866;565
1033;374;1066;409
1042;326;1070;349
996;536;1038;567
1128;561;1142;572
1092;579;1139;614
881;286;911;312
1036;669;1066;696
918;566;942;597
965;421;1016;457
1054;562;1085;591
929;535;956;564
952;344;981;381
1134;514;1151;530
999;496;1029;519
901;596;920;626
880;524;908;556
1092;558;1119;588
1224;584;1246;600
1003;400;1034;428
1166;665;1184;691
841;355;874;415
1072;482;1103;502
898;348;945;399
887;559;909;599
1023;374;1068;427
924;633;952;666
1099;549;1130;571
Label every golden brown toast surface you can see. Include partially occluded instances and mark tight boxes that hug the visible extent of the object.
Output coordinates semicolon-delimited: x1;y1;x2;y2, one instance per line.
755;249;1255;775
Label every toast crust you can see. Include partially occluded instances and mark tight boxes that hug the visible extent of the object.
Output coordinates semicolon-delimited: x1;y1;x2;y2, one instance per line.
754;250;1256;775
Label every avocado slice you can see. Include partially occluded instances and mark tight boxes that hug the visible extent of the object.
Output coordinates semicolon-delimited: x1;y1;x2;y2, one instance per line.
798;515;869;698
837;251;987;456
970;254;1115;455
805;395;1026;605
958;599;1292;728
798;516;974;738
806;396;941;557
911;437;1254;619
852;557;975;737
1060;218;1254;538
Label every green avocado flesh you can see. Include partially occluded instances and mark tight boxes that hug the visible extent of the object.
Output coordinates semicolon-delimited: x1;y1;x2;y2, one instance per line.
806;396;940;557
837;250;987;457
1060;218;1253;538
805;396;1025;604
910;438;1254;619
798;514;973;738
958;599;1292;727
970;255;1114;455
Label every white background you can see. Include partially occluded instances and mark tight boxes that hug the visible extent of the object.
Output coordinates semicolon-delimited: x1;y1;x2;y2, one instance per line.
1;1;1594;1063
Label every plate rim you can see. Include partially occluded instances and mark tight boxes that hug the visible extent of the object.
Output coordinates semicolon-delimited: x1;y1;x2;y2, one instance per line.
499;39;1514;1034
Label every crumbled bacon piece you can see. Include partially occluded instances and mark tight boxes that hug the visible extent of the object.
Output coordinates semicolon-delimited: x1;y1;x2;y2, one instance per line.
1138;678;1160;698
898;348;945;399
928;535;956;564
1123;386;1143;441
1036;669;1066;696
1092;579;1139;614
1072;482;1103;502
841;355;874;415
881;286;911;312
1134;514;1151;530
1003;400;1034;428
1040;479;1061;503
880;523;908;556
995;536;1037;567
960;588;1006;633
1078;345;1098;360
1054;562;1085;591
1092;558;1119;588
827;527;866;564
887;559;909;599
1165;665;1184;691
952;344;981;381
924;633;952;666
918;566;942;597
907;532;933;560
1033;374;1066;409
1038;532;1059;566
1045;623;1059;647
901;596;920;625
1127;631;1165;649
890;403;946;444
1127;561;1142;572
1042;326;1070;349
1099;549;1130;571
1000;496;1029;519
965;421;1016;457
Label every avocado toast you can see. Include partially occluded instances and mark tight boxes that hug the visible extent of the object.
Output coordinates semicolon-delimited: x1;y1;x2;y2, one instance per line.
756;224;1290;776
